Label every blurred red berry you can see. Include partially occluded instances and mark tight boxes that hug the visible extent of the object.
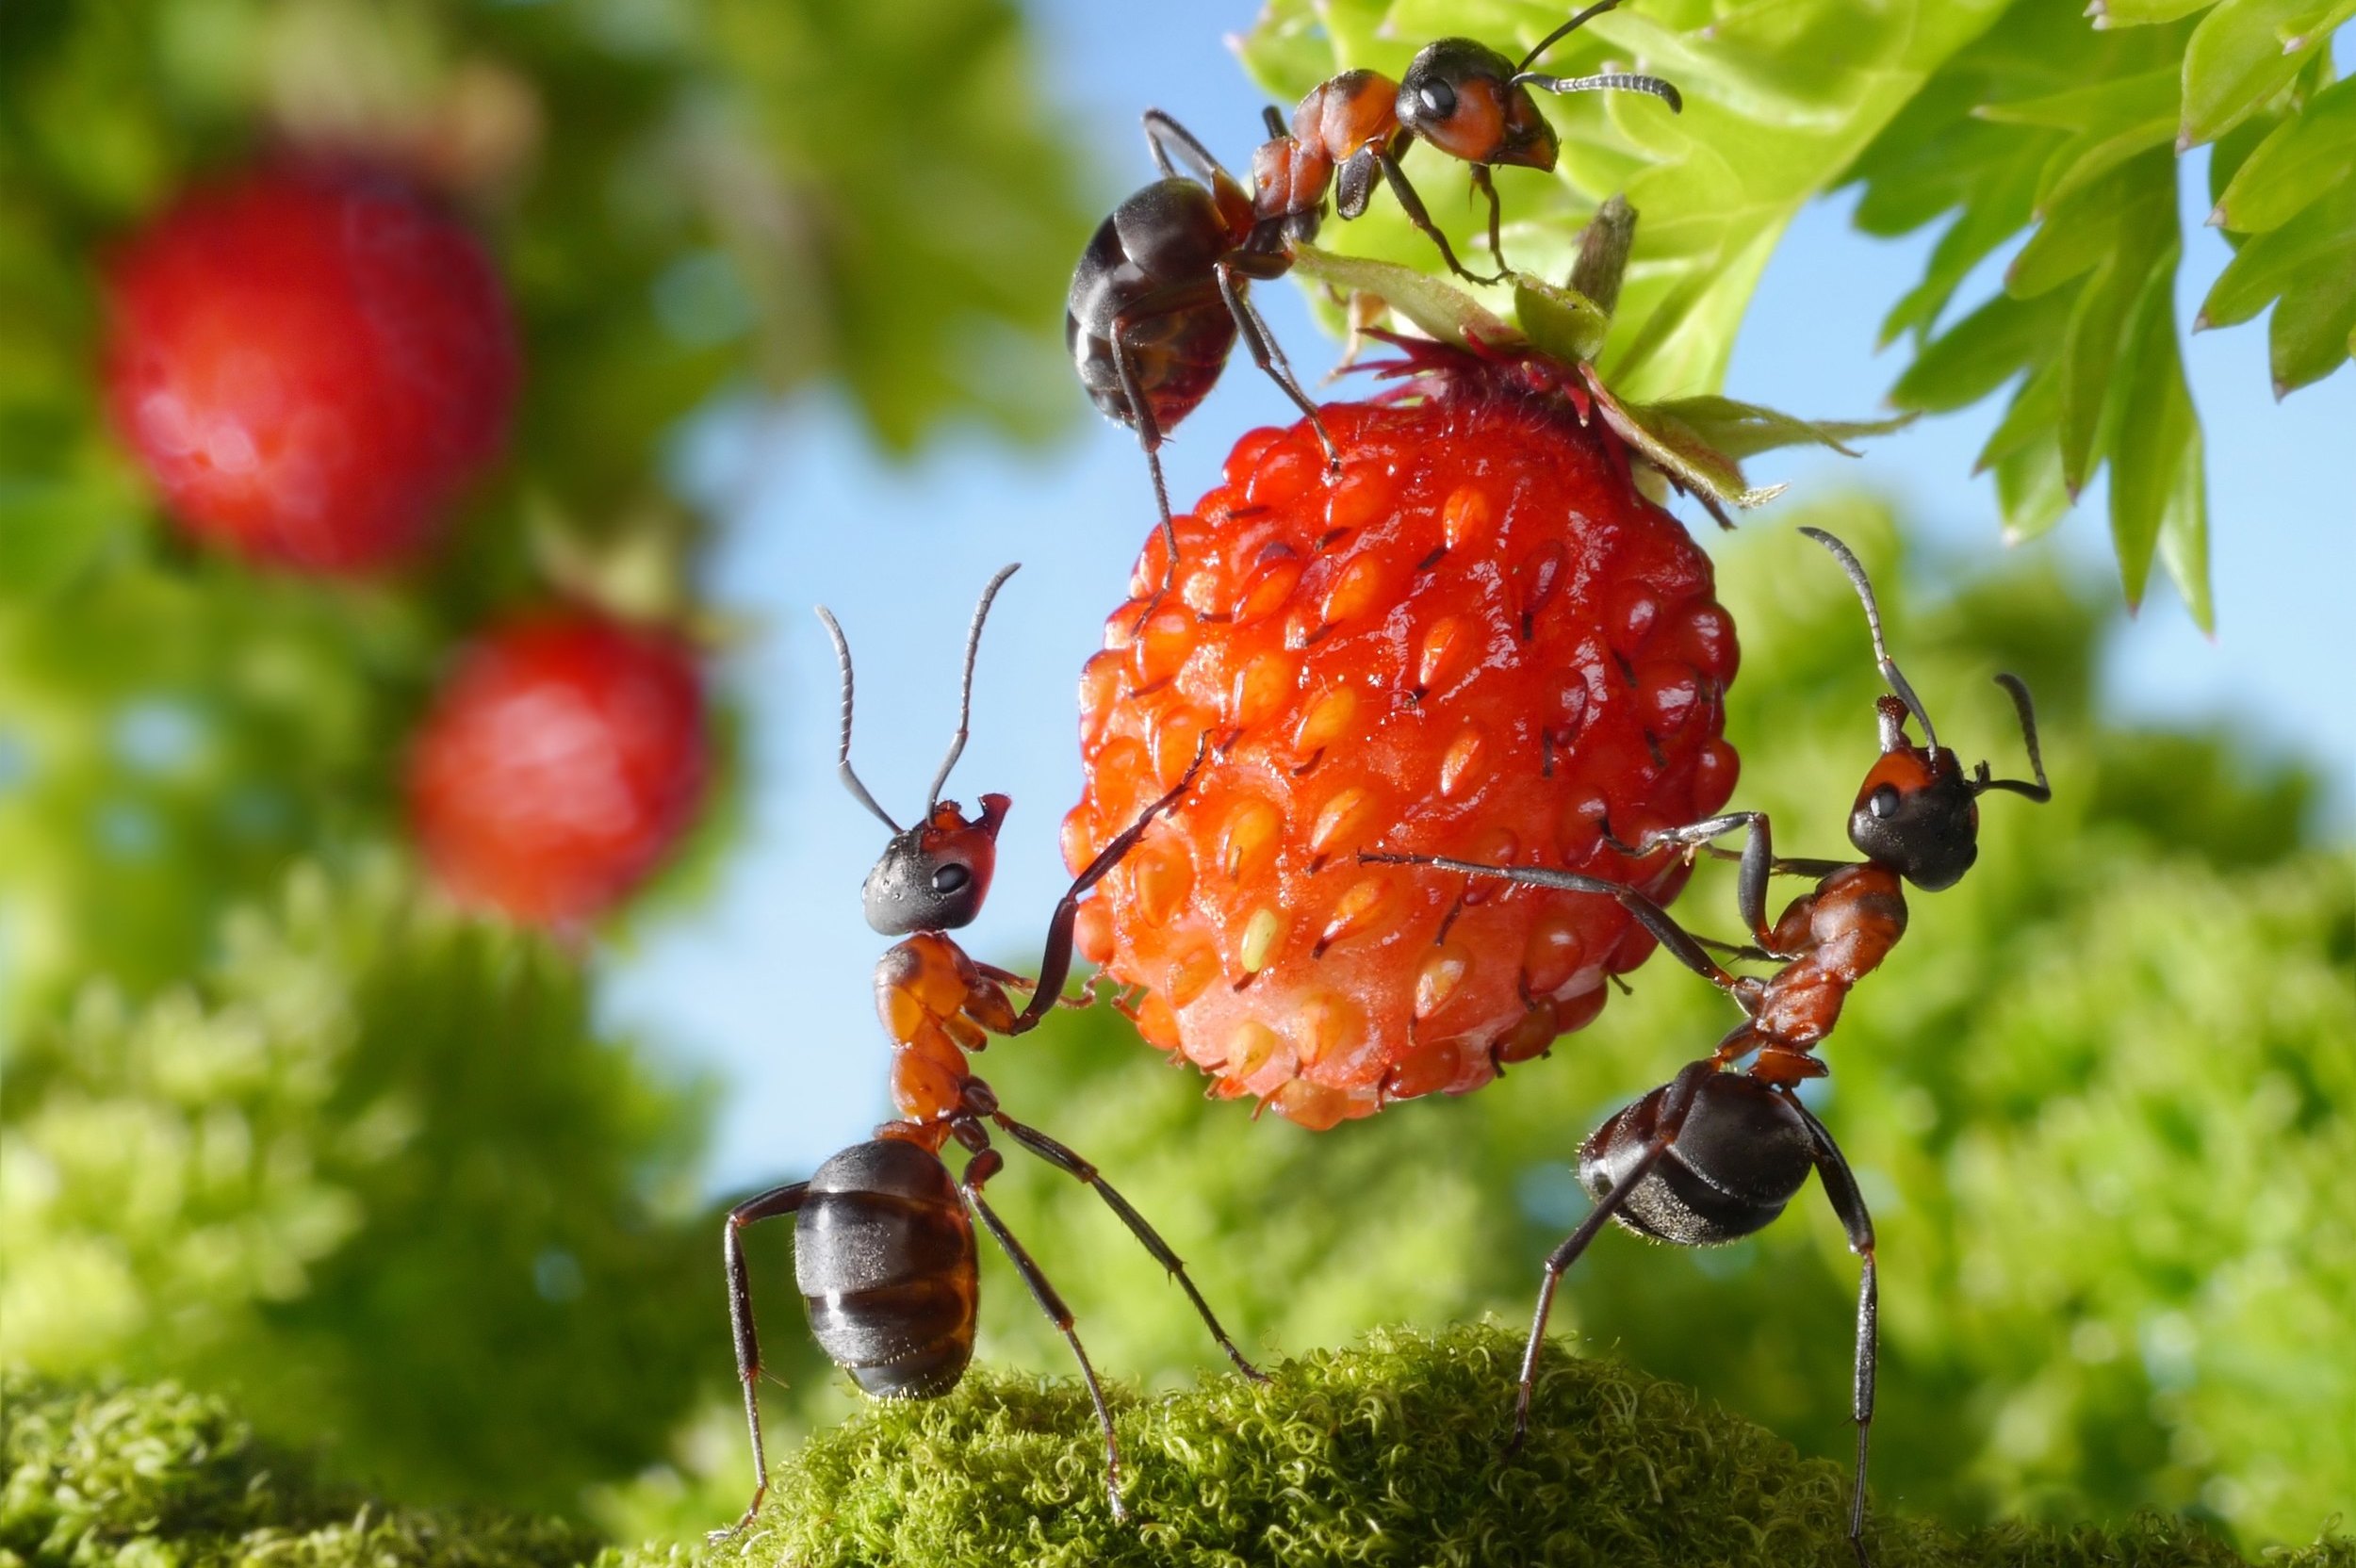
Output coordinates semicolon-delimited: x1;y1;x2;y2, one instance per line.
409;613;710;926
103;162;519;572
1063;350;1739;1129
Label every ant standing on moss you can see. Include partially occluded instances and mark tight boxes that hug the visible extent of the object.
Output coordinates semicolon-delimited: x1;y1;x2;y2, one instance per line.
1068;1;1680;605
1366;528;2050;1567
713;565;1264;1537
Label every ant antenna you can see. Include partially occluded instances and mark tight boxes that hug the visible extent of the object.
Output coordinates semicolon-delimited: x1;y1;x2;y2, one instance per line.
1516;0;1627;72
1800;527;1940;753
1973;673;2053;801
926;563;1022;812
816;604;902;835
1513;0;1685;110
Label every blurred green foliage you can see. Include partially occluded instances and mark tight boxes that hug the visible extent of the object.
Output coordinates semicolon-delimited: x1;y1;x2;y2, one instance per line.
766;503;2352;1549
2;1373;603;1568
0;0;1088;1021
1237;0;2352;624
0;855;749;1510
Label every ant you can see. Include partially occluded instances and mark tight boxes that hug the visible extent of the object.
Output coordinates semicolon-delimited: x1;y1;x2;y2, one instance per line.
1068;1;1680;605
715;565;1264;1536
1365;528;2050;1567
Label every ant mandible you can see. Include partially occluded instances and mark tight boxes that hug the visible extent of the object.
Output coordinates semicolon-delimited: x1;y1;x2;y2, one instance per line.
1365;528;2050;1567
1068;1;1679;606
715;565;1264;1536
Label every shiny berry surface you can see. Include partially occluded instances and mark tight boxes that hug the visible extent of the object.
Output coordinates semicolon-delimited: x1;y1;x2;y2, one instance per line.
1064;360;1739;1129
408;613;709;926
103;163;519;572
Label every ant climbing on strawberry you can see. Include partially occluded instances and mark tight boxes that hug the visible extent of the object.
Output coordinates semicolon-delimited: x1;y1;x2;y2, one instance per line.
1366;528;2050;1567
1067;0;1680;601
714;565;1263;1537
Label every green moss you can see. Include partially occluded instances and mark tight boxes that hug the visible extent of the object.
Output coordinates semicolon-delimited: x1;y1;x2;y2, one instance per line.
703;1324;2353;1568
0;1374;597;1568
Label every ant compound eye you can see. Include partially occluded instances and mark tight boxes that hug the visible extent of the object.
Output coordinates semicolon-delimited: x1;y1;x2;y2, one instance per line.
1419;79;1458;118
931;863;972;896
1869;784;1902;820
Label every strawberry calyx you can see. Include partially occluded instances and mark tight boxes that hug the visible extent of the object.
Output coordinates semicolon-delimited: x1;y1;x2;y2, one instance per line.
1291;195;1910;526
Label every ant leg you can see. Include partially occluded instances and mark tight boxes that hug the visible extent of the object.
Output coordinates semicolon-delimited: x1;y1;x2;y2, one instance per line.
1373;141;1501;286
1360;853;1744;994
712;1180;810;1541
959;1147;1128;1522
1007;742;1207;1035
1469;163;1510;274
1140;108;1232;187
993;1111;1268;1380
1786;1093;1879;1568
1106;318;1180;617
1213;262;1340;475
1629;811;1783;950
1508;1058;1714;1449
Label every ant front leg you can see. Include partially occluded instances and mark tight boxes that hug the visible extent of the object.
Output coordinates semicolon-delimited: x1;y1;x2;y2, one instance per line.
1507;1058;1716;1449
1469;163;1509;274
958;1146;1128;1522
1213;257;1340;476
712;1180;810;1541
1372;136;1501;286
1787;1091;1879;1568
1360;852;1750;1000
993;1111;1268;1380
1139;108;1233;187
1006;743;1208;1035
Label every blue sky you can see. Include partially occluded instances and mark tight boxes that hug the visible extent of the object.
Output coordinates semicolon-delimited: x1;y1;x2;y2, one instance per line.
607;3;2355;1194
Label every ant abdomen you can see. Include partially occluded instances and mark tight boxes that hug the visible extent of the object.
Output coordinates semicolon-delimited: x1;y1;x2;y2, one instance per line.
796;1139;978;1399
1579;1074;1814;1247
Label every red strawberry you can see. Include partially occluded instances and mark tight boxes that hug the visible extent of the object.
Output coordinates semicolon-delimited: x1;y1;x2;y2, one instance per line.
1062;349;1739;1129
408;612;710;926
103;162;519;573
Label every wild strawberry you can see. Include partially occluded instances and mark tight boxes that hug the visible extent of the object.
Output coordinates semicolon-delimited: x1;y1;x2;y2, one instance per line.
1062;349;1739;1129
408;612;710;926
103;162;519;573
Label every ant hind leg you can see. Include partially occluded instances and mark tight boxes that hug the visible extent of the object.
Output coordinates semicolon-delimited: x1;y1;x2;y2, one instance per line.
1214;263;1340;475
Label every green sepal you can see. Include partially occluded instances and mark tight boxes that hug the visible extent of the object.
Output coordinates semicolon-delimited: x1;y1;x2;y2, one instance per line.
1639;396;1917;461
2267;263;2356;395
1513;274;1613;366
1578;368;1787;513
2108;247;2202;617
1287;243;1519;352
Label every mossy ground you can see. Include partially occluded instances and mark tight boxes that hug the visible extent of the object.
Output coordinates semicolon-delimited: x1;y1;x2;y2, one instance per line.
0;1375;597;1568
8;1336;2349;1568
706;1324;2353;1568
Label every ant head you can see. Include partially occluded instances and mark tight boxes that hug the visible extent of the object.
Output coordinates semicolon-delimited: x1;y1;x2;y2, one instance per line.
861;794;1008;935
819;564;1025;937
1396;40;1559;172
1804;528;2053;892
1845;702;1979;890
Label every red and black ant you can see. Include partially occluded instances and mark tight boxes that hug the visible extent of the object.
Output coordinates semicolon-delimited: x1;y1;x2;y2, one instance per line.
1068;1;1680;601
1366;528;2050;1567
715;565;1263;1535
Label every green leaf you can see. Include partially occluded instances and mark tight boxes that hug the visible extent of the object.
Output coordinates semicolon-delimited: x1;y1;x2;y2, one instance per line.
1993;429;2072;544
2059;251;2145;498
2199;178;2356;325
1892;291;2070;414
1239;0;2015;400
2090;0;2217;25
1975;357;2065;474
1975;69;2180;132
2106;248;2204;615
2268;261;2356;394
2008;158;2173;297
2212;74;2356;232
2179;0;2352;148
